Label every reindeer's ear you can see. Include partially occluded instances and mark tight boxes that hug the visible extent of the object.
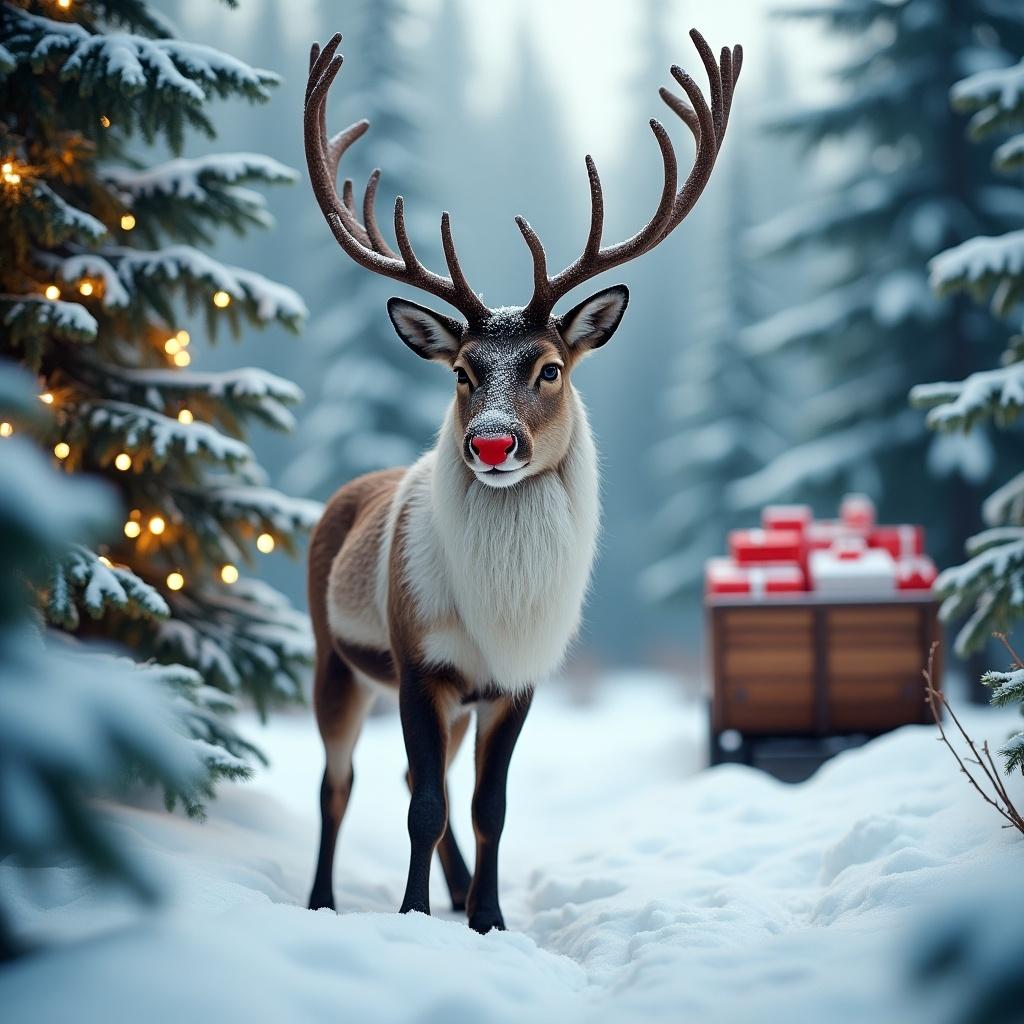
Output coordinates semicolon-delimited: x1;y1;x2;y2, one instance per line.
387;298;464;363
556;285;629;354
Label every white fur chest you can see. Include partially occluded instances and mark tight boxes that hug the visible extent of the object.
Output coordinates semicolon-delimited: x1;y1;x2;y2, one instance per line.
387;396;600;693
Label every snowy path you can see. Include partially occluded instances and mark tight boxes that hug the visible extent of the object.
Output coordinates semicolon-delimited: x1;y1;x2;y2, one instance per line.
1;675;1022;1023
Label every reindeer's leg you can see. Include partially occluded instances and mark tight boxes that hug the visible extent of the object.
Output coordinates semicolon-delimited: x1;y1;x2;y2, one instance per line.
308;650;374;911
398;669;458;916
404;710;472;912
466;690;534;934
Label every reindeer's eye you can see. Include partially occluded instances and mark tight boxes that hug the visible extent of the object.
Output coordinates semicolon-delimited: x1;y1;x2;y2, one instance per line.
540;363;561;383
455;367;471;386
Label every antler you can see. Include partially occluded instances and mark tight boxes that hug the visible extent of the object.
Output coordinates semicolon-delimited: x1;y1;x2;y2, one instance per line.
304;34;490;324
518;29;743;325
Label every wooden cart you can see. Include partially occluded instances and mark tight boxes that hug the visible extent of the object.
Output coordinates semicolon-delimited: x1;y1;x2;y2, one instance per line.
706;593;941;766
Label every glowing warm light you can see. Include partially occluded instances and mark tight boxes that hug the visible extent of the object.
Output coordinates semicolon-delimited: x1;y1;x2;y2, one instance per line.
114;452;132;471
99;115;111;129
79;281;94;296
212;290;231;308
256;532;275;554
39;392;54;405
166;572;184;592
177;409;194;425
176;329;190;346
53;442;70;460
57;0;72;9
44;284;61;300
148;516;166;536
98;555;112;568
120;213;136;231
124;520;142;539
173;350;191;367
1;162;10;174
4;172;21;185
164;337;181;355
0;422;12;438
220;564;239;585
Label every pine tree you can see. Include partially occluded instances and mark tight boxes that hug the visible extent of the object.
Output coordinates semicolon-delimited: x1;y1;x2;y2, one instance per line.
0;358;203;958
642;138;790;604
911;53;1024;773
735;1;1024;569
285;0;444;497
0;0;316;787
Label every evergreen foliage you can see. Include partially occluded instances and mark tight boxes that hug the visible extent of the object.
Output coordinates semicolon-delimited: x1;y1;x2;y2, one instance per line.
0;358;204;958
0;0;314;794
910;49;1024;773
737;0;1024;567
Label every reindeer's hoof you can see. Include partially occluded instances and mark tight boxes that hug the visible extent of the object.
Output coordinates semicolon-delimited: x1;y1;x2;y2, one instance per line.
308;891;336;912
451;895;467;913
468;908;505;934
400;899;430;915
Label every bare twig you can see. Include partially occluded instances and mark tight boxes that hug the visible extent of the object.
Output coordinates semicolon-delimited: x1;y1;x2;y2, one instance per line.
922;642;1024;835
993;632;1024;671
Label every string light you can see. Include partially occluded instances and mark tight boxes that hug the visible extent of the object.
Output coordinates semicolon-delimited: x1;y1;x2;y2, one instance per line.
39;392;54;405
176;329;190;346
166;571;184;592
3;170;21;185
173;350;191;367
177;409;194;425
0;422;12;438
256;532;275;554
212;290;231;309
57;0;72;9
148;515;166;536
220;564;239;584
114;452;132;471
124;520;141;539
164;337;180;355
120;213;136;231
99;115;111;129
53;442;70;460
1;162;10;174
79;281;94;297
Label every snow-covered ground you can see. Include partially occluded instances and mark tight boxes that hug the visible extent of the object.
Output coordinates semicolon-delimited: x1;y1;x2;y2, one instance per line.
1;673;1022;1023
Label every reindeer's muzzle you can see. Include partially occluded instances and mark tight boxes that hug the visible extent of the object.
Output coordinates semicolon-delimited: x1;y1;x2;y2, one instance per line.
470;434;516;467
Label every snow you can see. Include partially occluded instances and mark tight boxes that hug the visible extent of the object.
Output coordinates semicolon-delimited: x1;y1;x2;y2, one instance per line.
994;132;1024;172
1;675;1022;1023
951;58;1024;116
929;230;1024;294
911;363;1024;431
105;153;296;200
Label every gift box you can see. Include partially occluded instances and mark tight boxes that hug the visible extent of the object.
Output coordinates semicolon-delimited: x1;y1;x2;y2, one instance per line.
729;528;803;566
840;493;877;531
806;519;866;550
762;504;813;534
896;556;937;591
808;546;896;596
869;525;925;560
705;558;806;598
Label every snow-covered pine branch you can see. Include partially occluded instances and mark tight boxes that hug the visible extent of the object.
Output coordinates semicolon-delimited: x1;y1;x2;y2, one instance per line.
3;8;278;150
104;153;297;245
911;363;1024;431
46;245;307;331
936;528;1024;654
1;296;97;370
47;544;170;629
108;365;304;433
929;230;1024;316
24;181;107;247
994;133;1024;173
952;58;1024;139
153;578;313;713
75;399;256;473
983;471;1024;528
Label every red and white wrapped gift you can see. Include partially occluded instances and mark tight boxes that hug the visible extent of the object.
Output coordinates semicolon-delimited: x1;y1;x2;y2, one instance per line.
706;558;805;598
762;504;813;534
896;556;937;591
840;493;877;531
808;545;896;596
729;528;803;566
869;525;925;560
805;519;865;551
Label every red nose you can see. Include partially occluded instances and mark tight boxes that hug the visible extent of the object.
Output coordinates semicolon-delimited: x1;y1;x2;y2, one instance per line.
471;434;515;467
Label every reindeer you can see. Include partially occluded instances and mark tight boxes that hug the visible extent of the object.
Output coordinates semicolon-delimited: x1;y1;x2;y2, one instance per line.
303;28;741;933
